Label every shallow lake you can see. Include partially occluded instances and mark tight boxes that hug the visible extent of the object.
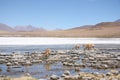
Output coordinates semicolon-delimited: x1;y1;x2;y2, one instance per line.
0;44;120;79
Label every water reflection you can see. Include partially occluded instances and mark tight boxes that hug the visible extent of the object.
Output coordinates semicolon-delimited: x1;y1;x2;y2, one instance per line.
44;63;51;71
7;66;11;72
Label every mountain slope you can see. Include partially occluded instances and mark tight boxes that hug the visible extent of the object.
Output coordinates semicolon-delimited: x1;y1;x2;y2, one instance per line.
0;19;120;37
70;25;94;30
0;23;14;31
115;19;120;22
94;22;120;27
14;25;45;32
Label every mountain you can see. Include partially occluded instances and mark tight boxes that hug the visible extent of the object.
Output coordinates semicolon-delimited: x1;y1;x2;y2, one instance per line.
115;19;120;22
70;19;120;30
0;23;45;32
14;25;45;32
94;22;120;27
70;25;94;30
0;23;14;31
0;19;120;37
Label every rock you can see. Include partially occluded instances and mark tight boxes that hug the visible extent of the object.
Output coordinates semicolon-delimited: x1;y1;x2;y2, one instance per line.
64;57;70;61
22;61;32;66
31;60;42;63
78;72;81;76
0;68;2;72
117;57;120;61
0;75;6;77
101;64;108;69
111;78;119;80
6;62;12;66
50;74;59;80
63;62;74;66
64;76;72;80
82;76;93;80
74;63;85;67
93;72;99;76
61;74;66;78
106;72;112;76
25;73;31;76
14;62;19;65
64;70;70;76
57;50;66;54
73;57;79;60
7;67;11;72
100;78;109;80
89;57;94;61
101;74;106;77
75;67;80;72
38;79;48;80
72;75;81;80
110;70;119;75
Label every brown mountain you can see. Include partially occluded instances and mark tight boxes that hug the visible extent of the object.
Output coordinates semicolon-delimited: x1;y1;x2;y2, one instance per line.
70;25;94;30
0;19;120;37
66;20;120;37
94;22;120;27
0;23;14;32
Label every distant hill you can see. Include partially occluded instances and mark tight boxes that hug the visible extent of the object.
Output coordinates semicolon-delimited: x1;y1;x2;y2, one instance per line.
70;20;120;30
0;23;45;32
0;23;14;31
0;19;120;37
94;22;120;27
69;20;120;31
115;19;120;22
70;25;94;30
14;25;45;32
65;19;120;37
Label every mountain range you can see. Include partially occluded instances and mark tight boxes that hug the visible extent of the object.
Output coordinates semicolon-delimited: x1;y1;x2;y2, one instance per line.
0;19;120;37
14;25;45;32
0;23;14;32
0;24;45;32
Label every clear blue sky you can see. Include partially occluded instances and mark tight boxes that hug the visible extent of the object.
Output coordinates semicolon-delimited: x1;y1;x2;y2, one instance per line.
0;0;120;30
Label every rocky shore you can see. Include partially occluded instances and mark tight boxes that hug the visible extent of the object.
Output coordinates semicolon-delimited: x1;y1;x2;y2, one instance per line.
49;70;120;80
0;45;120;80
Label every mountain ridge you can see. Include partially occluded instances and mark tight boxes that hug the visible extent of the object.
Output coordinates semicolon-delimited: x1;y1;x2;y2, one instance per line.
0;23;14;32
14;25;45;32
0;23;45;32
0;19;120;37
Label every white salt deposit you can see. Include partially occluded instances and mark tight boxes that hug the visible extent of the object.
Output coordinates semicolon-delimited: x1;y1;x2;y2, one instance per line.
0;37;120;45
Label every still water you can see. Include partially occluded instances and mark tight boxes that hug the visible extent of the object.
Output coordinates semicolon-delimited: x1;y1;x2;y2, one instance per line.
0;44;120;79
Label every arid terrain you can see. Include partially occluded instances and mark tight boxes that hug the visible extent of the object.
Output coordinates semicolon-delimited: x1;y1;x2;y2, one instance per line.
0;19;120;37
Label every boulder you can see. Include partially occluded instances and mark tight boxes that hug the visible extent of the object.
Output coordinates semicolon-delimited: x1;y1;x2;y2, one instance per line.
50;74;59;80
75;67;80;72
64;70;70;76
110;70;119;75
6;62;12;66
25;73;31;76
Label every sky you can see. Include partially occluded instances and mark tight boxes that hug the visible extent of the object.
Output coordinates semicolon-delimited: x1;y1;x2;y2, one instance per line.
0;0;120;30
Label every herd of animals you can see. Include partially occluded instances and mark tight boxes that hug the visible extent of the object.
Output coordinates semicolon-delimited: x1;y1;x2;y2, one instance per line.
44;43;95;57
